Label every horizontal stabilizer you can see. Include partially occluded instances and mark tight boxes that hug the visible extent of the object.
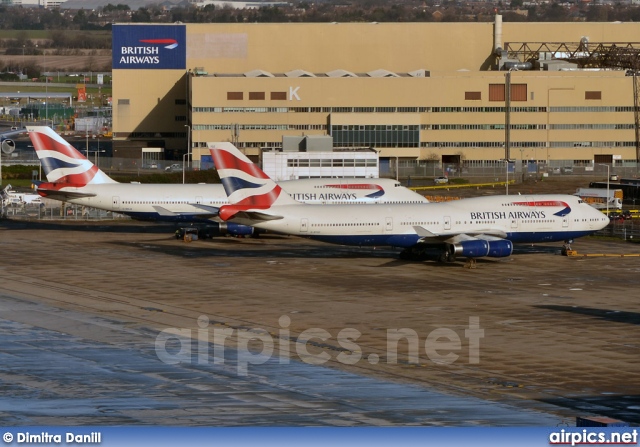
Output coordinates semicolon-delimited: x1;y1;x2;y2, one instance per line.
231;211;283;222
37;188;96;200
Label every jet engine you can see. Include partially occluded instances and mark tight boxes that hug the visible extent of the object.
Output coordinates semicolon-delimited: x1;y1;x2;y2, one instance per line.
1;138;16;155
220;222;255;237
449;239;513;258
487;240;513;257
449;240;490;258
198;222;256;238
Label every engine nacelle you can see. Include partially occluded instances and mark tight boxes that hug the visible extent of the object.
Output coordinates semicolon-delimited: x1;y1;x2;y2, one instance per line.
449;240;490;258
221;222;255;237
1;138;16;154
487;240;513;258
203;222;255;237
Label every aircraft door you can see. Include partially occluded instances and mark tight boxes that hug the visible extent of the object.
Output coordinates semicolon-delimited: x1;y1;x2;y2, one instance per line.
385;217;393;232
300;218;308;233
112;196;120;210
562;217;569;228
526;196;535;207
511;219;518;229
444;216;451;230
196;196;202;204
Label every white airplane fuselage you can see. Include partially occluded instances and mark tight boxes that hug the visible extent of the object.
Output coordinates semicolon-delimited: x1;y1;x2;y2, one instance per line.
40;178;428;222
226;194;609;248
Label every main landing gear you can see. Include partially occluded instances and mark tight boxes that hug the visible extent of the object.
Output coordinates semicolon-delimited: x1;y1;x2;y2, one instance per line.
399;245;456;263
438;250;455;263
561;239;574;256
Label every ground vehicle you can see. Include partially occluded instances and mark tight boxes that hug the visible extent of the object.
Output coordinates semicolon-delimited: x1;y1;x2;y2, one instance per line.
608;212;624;221
561;167;573;174
165;163;182;172
175;227;199;241
574;188;623;210
434;176;449;184
144;162;158;169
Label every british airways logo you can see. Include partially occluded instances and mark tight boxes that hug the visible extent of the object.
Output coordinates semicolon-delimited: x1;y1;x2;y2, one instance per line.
140;38;178;49
469;200;572;220
118;39;179;64
113;25;186;70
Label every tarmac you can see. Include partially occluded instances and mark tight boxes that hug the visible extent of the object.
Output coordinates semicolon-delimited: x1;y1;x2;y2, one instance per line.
0;219;639;426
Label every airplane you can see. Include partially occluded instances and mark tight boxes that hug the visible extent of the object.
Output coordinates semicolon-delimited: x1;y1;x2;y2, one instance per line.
208;142;610;263
26;126;428;236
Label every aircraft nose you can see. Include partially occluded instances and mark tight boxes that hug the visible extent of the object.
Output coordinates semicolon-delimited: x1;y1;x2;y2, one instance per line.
597;211;610;230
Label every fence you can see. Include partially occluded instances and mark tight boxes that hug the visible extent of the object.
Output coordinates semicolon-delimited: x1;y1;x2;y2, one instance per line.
594;219;640;241
1;198;131;222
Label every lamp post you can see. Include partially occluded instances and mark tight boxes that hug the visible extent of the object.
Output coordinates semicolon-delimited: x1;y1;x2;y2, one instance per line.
505;159;509;195
598;163;610;216
183;124;191;184
503;158;514;195
44;49;48;122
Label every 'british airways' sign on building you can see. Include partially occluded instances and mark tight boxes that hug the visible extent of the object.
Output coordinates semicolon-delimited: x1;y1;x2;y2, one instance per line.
113;24;186;70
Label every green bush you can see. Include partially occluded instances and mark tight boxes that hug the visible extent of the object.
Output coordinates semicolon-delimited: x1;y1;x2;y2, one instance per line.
1;165;37;180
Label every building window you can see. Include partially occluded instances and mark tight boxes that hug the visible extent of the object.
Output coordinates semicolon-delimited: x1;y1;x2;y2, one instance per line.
489;84;527;101
175;116;186;121
249;92;265;100
174;99;186;105
118;99;130;105
465;92;481;100
585;91;602;100
330;124;419;148
489;84;505;102
271;92;287;100
511;84;527;101
227;92;243;100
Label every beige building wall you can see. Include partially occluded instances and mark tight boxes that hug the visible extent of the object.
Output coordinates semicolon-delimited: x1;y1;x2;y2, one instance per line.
188;70;636;161
113;21;640;164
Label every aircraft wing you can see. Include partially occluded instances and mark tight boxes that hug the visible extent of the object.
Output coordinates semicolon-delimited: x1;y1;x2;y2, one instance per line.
413;226;508;244
152;205;219;219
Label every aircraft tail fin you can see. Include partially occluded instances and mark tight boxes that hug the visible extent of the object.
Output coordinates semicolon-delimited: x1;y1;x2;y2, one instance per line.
208;142;298;221
27;126;117;186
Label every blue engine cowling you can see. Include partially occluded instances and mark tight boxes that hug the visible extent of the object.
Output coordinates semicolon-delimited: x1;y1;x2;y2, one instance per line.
487;240;513;258
449;240;490;258
194;222;255;238
222;222;255;236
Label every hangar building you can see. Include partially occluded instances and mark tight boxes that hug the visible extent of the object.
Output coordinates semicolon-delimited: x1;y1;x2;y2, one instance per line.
111;19;640;175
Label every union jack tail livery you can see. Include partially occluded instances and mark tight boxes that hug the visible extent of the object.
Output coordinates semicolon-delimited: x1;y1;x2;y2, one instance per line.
27;126;116;186
208;142;298;221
